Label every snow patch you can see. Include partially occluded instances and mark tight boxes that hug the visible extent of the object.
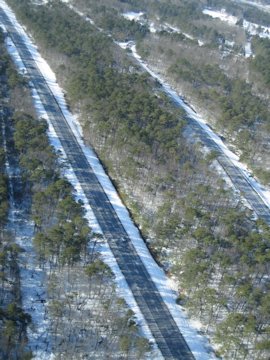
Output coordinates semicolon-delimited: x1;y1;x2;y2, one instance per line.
243;18;270;39
149;22;157;33
122;11;144;22
198;39;205;46
203;8;238;26
245;41;253;57
203;7;270;40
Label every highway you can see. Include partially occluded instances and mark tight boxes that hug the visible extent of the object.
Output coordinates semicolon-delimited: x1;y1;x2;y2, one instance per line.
157;73;270;225
0;7;195;360
184;115;270;224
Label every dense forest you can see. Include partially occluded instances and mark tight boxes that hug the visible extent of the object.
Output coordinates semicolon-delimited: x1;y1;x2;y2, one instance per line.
71;0;270;183
3;0;270;358
134;7;270;183
0;30;32;360
251;36;270;87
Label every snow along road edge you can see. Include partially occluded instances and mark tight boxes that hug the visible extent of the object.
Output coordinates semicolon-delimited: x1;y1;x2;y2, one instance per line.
1;20;162;360
0;1;216;359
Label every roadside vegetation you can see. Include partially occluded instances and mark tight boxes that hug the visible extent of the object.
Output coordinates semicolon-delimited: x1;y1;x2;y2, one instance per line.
5;0;270;358
0;30;32;360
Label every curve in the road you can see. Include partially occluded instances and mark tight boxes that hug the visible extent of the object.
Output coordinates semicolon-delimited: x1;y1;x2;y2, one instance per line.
0;7;195;360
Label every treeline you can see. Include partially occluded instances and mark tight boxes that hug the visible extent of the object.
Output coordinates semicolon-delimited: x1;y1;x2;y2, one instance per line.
169;61;270;131
206;0;270;26
6;0;270;358
78;1;149;41
251;36;270;87
75;0;231;50
176;200;270;359
0;32;32;360
0;122;31;359
12;112;89;267
8;0;184;164
150;179;270;359
122;0;225;45
99;11;149;41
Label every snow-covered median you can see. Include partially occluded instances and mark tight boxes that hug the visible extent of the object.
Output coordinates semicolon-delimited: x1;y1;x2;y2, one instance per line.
0;0;217;359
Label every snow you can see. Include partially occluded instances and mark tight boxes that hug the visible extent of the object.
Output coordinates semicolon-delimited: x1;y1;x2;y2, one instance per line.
2;103;54;358
164;23;181;33
243;18;270;39
0;0;219;360
245;41;253;57
3;23;161;358
225;39;235;47
15;227;54;360
4;0;270;357
203;7;270;40
122;10;200;41
198;39;205;46
30;87;162;356
234;0;270;13
122;11;144;22
149;22;157;33
203;8;238;26
163;23;199;43
127;42;270;213
42;115;162;358
37;0;270;355
0;0;219;358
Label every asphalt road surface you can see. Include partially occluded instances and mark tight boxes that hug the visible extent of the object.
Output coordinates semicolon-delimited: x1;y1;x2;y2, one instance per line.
165;93;270;225
0;7;196;360
185;116;270;224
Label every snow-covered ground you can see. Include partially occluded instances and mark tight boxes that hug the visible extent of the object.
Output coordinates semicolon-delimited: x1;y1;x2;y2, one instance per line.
203;7;270;40
163;22;202;44
0;0;217;359
13;221;53;360
233;0;270;13
2;107;53;359
122;11;144;22
245;41;253;57
243;18;270;38
203;8;238;25
122;10;204;44
123;10;158;33
118;41;270;212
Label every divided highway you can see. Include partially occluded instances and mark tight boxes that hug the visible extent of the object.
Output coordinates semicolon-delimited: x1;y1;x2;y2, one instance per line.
0;7;195;360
